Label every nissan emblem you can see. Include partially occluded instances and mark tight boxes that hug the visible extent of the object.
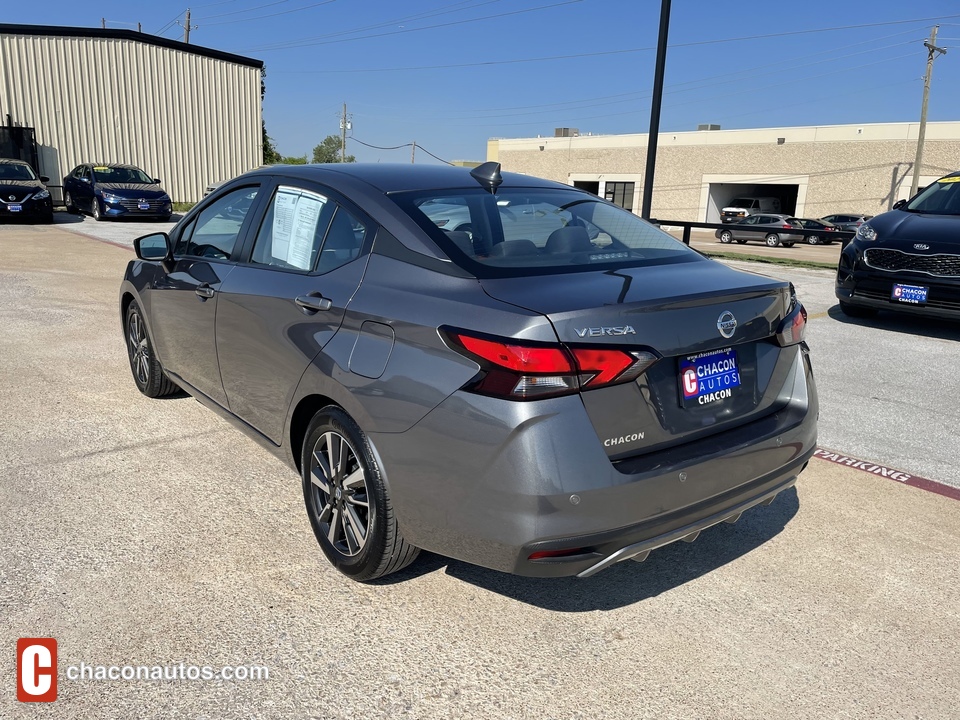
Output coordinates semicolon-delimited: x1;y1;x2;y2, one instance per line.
717;311;737;339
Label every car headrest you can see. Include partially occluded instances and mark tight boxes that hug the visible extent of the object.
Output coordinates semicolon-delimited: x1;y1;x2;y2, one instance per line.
545;226;592;254
489;239;539;257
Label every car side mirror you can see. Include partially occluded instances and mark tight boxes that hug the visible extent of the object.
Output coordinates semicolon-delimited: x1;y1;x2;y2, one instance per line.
153;178;161;184
134;232;171;261
893;199;907;210
80;177;90;183
40;175;50;183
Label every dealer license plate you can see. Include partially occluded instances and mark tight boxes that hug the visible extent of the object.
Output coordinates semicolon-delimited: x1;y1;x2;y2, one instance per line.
891;283;928;305
138;202;151;210
680;347;741;408
9;204;21;212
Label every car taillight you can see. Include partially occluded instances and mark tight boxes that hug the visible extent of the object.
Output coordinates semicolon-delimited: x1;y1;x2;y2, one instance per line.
775;302;807;346
443;328;659;400
782;224;793;229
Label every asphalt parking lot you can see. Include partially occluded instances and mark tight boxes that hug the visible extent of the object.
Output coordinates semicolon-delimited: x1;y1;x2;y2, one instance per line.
2;222;959;719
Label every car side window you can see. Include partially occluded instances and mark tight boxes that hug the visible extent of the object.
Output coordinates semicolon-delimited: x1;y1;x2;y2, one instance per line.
316;206;366;274
250;186;335;271
742;215;759;224
179;186;259;261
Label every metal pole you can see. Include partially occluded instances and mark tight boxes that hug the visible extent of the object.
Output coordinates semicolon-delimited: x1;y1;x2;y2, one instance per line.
184;9;192;44
411;141;416;163
910;26;946;198
640;0;671;220
341;103;347;163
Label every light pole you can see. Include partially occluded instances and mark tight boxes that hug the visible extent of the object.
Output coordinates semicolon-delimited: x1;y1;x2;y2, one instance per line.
641;0;671;220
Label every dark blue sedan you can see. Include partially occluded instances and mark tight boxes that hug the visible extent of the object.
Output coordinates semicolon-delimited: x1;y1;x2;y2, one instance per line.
63;163;172;221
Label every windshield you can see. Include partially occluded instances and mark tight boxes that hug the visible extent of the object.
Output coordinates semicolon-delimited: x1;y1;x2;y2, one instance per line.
905;176;960;215
729;198;756;208
0;163;38;181
92;166;154;184
392;187;701;277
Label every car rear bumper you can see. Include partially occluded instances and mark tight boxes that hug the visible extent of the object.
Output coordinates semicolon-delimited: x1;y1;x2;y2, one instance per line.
370;343;818;577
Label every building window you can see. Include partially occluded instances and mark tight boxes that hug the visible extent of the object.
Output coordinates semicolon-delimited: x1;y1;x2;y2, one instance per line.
604;182;635;211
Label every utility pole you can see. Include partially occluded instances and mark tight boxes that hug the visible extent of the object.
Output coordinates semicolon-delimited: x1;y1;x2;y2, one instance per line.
910;25;947;197
180;9;197;44
340;103;348;162
411;142;416;163
101;18;106;29
640;0;671;220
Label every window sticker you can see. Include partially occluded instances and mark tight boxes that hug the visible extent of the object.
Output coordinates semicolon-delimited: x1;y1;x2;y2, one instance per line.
272;187;328;270
936;176;960;183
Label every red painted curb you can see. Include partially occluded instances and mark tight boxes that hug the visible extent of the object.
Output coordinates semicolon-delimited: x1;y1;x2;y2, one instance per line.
814;448;960;502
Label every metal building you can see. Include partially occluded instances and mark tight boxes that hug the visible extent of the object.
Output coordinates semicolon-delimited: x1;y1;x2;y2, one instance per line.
0;23;263;203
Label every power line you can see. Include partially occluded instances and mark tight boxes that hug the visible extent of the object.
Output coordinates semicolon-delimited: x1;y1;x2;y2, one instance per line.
246;0;583;51
259;0;501;46
199;0;292;21
260;11;960;57
201;0;336;27
350;137;453;165
155;9;186;35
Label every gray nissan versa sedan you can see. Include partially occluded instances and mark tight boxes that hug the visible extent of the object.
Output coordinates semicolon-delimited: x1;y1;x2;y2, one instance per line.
120;163;818;582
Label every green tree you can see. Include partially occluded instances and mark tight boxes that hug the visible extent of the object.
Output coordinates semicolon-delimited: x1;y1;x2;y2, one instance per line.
261;68;281;164
263;122;282;165
313;134;355;164
279;155;308;165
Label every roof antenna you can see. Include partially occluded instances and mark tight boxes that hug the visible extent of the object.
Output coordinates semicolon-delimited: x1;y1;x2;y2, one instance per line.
470;161;502;194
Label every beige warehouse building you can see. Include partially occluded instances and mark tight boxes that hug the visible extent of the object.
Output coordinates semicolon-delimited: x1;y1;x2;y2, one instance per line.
488;122;960;222
0;23;263;203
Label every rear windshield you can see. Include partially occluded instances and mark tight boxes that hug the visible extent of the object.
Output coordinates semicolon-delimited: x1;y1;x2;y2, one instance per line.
391;187;701;277
905;176;960;215
0;163;38;181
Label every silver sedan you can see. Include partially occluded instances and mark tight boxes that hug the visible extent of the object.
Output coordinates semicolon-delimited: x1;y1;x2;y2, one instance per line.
716;214;805;247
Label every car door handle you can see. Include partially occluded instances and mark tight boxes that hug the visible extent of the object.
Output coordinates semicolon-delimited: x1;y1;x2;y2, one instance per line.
195;284;215;299
295;293;333;313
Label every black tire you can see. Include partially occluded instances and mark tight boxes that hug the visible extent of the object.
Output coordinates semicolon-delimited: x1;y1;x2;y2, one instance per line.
302;406;419;582
92;198;103;221
839;300;879;318
718;230;733;243
125;301;180;398
765;233;781;247
735;239;748;244
806;235;820;245
782;242;795;248
64;191;78;214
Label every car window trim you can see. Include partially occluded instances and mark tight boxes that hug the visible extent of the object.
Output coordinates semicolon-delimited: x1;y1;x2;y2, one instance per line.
171;182;266;264
233;175;377;275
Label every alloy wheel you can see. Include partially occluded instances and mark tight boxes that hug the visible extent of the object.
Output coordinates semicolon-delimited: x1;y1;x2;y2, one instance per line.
127;309;150;386
308;431;371;557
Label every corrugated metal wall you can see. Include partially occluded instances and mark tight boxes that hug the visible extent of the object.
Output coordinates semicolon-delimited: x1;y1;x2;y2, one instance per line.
0;31;262;202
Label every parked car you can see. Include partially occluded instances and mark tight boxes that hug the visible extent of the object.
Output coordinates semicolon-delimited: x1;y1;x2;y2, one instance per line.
836;171;960;320
0;159;53;223
720;196;781;224
120;163;817;582
820;213;873;232
63;163;172;221
794;218;842;245
715;214;805;247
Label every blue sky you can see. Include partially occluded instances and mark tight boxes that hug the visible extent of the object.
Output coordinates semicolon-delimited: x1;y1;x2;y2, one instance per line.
13;1;960;163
